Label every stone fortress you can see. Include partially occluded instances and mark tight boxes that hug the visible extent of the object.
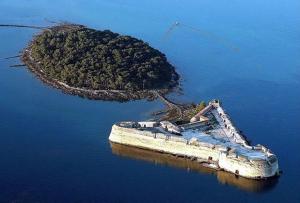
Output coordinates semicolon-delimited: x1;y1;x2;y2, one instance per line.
109;100;279;179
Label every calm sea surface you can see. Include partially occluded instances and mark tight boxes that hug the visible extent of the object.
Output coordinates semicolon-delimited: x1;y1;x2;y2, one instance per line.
0;0;300;202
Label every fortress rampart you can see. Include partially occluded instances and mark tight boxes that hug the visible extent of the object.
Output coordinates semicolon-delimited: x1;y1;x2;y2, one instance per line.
109;100;279;179
109;124;279;179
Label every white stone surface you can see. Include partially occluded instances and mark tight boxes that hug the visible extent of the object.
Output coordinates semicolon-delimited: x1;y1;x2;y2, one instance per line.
109;100;279;179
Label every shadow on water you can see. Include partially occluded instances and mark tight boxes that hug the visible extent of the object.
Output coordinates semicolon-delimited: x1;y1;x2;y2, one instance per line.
110;142;279;193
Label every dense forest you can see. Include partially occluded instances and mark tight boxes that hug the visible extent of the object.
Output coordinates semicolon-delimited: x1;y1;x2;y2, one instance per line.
29;24;179;91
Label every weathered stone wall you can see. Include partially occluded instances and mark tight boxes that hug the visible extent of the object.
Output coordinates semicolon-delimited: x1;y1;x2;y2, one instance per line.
218;153;278;178
110;125;220;161
109;125;279;179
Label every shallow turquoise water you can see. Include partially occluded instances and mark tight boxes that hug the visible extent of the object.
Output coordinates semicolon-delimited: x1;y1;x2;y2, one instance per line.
0;0;300;202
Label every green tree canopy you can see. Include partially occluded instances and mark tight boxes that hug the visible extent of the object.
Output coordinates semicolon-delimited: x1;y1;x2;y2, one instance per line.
30;24;179;91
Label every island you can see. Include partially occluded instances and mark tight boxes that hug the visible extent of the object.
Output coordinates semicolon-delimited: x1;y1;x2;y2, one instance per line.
2;22;280;180
21;23;179;101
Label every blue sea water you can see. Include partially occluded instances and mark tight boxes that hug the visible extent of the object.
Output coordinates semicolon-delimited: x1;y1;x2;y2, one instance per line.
0;0;300;202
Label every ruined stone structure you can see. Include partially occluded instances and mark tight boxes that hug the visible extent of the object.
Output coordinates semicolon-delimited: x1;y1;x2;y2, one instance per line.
109;100;279;179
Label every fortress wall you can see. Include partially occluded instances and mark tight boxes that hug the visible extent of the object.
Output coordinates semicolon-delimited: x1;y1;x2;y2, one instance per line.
219;154;278;178
109;125;220;161
109;125;279;179
169;136;186;143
